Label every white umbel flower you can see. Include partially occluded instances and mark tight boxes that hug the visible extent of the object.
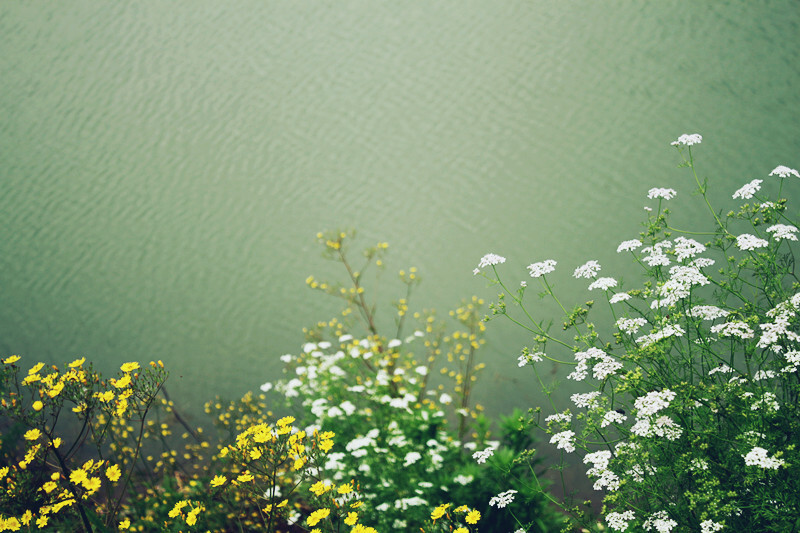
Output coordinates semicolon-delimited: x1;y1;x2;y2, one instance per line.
732;178;762;199
671;133;702;146
769;165;799;178
736;234;769;251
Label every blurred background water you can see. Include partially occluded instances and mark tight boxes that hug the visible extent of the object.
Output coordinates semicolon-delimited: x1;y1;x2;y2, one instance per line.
2;1;799;440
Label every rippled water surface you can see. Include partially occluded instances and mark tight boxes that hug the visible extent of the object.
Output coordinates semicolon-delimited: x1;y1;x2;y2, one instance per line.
2;2;799;420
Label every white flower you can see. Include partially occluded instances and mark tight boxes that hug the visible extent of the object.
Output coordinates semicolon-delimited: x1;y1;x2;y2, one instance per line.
453;474;473;485
743;446;785;469
472;268;480;275
472;446;495;464
609;293;631;304
601;410;628;428
606;510;636;532
518;351;543;367
549;430;575;453
644;510;677;532
689;305;729;321
520;280;527;287
588;277;618;291
769;165;800;178
671;133;702;146
545;413;572;424
403;451;422;466
414;365;428;376
571;391;601;409
732;178;762;199
259;382;273;392
617;239;642;253
710;321;754;339
387;339;402;348
635;324;685;347
766;224;798;241
647;187;677;200
574;260;601;279
527;259;557;278
616;317;647;334
673;236;706;261
634;389;676;417
488;489;518;508
477;253;506;269
691;257;715;268
736;234;769;251
438;393;453;405
690;458;709;471
280;354;294;363
700;520;724;533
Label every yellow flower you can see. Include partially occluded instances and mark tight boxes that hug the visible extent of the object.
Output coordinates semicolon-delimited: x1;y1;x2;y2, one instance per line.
337;482;353;495
344;512;358;526
236;472;254;483
106;464;122;482
28;362;44;375
277;499;288;508
431;503;449;521
276;415;295;427
454;528;468;533
72;403;87;413
112;374;131;389
24;428;41;441
119;518;130;530
306;508;330;527
36;515;49;528
3;517;21;530
209;475;226;488
68;357;85;368
82;476;101;494
41;481;57;493
186;506;202;526
350;501;362;509
69;469;88;485
21;510;33;525
319;439;334;453
168;500;188;518
2;355;21;364
120;362;140;373
97;390;114;402
465;509;481;524
309;481;331;496
47;382;64;398
32;401;44;411
249;448;263;460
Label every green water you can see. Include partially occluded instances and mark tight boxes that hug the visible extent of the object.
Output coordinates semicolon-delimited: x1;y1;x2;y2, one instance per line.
2;1;799;423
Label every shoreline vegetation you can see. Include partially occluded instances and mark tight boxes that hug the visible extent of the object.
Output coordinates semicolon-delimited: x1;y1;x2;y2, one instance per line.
2;135;799;532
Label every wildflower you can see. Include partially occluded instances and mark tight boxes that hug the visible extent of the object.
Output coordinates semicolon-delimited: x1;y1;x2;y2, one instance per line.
106;464;122;482
32;401;43;411
403;451;422;466
634;390;676;417
570;391;601;408
601;410;628;427
609;293;631;304
431;504;449;521
616;239;642;253
689;305;729;321
736;234;769;251
647;187;677;200
710;321;754;339
120;362;139;373
472;446;494;464
82;476;101;494
453;474;473;485
635;324;685;347
24;429;41;441
527;259;557;278
477;253;506;269
769;165;799;178
643;510;677;532
673;236;706;261
670;133;702;146
766;224;798;241
307;508;331;527
69;469;88;485
465;509;481;524
2;355;21;364
549;430;576;453
209;474;226;487
518;351;543;367
344;512;359;526
36;516;49;528
168;501;189;518
700;520;724;533
606;510;636;531
337;482;353;494
439;393;453;405
588;277;617;291
489;489;518;508
732;178;762;199
616;317;647;335
236;472;254;483
545;413;572;424
186;506;202;526
573;260;601;279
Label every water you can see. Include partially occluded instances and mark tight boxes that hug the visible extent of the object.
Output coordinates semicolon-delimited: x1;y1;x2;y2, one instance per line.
2;1;799;427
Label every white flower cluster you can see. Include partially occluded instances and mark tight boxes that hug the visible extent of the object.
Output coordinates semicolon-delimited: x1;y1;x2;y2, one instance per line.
732;178;762;199
571;391;601;408
671;133;702;146
673;236;706;261
601;410;628;428
647;187;677;200
588;277;618;291
644;510;678;533
550;430;576;453
769;165;799;178
527;259;557;278
573;260;601;279
583;450;619;491
616;317;647;335
477;253;506;269
766;224;798;241
641;241;671;267
710;320;754;339
517;350;544;367
651;265;709;309
472;446;494;464
634;390;676;417
617;239;642;253
736;233;769;251
609;293;631;304
743;446;785;469
635;324;685;347
606;510;636;531
488;489;518;508
700;520;724;533
567;347;623;381
545;412;572;424
689;305;730;321
750;391;780;413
